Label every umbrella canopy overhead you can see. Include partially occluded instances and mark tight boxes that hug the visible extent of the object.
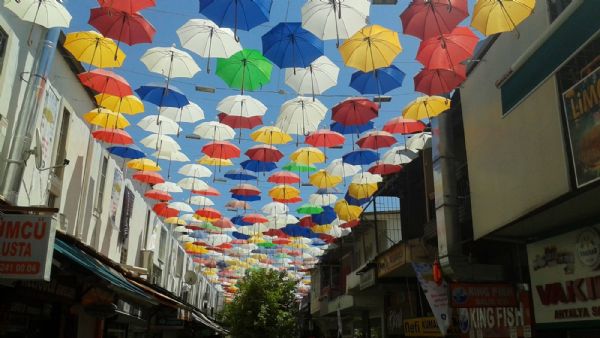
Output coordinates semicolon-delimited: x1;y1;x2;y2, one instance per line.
141;46;201;79
339;24;402;73
301;0;370;45
199;0;273;39
217;49;273;94
64;31;125;69
262;22;324;69
285;56;339;96
6;0;72;29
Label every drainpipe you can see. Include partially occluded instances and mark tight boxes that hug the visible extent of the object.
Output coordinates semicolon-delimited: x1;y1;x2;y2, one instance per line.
432;110;504;281
0;24;63;204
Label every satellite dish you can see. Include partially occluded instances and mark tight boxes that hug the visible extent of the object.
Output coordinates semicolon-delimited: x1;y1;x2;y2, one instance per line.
184;270;198;285
34;128;43;169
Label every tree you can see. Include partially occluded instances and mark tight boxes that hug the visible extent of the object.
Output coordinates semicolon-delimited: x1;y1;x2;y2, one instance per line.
221;268;299;338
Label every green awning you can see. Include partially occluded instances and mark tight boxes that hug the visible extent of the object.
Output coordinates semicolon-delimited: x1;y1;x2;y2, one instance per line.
54;238;153;302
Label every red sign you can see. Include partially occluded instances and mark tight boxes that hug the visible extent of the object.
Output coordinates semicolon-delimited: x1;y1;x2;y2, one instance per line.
450;283;518;308
0;214;56;281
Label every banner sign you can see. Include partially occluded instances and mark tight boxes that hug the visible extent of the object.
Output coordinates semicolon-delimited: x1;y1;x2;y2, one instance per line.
0;214;56;281
450;283;518;308
527;225;600;325
562;66;600;187
412;262;451;336
109;167;123;229
404;317;443;337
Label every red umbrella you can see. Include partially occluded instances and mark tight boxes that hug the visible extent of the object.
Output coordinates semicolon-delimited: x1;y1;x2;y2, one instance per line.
89;7;156;46
92;128;133;145
78;69;132;97
195;207;222;219
153;202;178;218
299;216;314;228
193;187;220;196
212;218;234;229
305;130;345;148
320;234;336;243
416;27;478;70
356;131;397;150
231;239;248;245
340;219;360;229
268;172;301;185
332;98;379;126
263;229;289;237
273;196;302;204
369;162;403;175
245;145;284;163
230;183;260;196
225;200;250;211
272;238;291;245
98;0;156;14
144;189;173;201
400;0;469;40
133;170;165;184
414;65;466;95
243;214;268;224
202;141;241;159
218;113;263;129
216;243;233;250
383;117;427;135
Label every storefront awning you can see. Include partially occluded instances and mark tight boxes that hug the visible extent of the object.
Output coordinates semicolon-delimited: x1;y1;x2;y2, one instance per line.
54;238;154;303
192;311;228;335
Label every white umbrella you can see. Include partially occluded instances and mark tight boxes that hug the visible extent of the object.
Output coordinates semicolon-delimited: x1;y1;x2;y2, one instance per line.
177;177;209;191
285;56;339;96
309;193;338;206
276;96;327;135
406;132;432;151
237;224;268;235
138;115;181;135
173;226;192;233
217;95;267;117
140;134;181;152
205;234;232;246
188;196;214;206
382;146;418;165
194;121;236;141
154;181;183;193
141;46;201;79
301;0;370;45
6;0;72;29
261;202;289;215
266;214;299;229
325;159;361;177
177;235;195;243
179;214;196;222
179;163;213;178
153;150;190;162
160;102;205;124
176;19;242;73
351;172;383;185
168;202;194;213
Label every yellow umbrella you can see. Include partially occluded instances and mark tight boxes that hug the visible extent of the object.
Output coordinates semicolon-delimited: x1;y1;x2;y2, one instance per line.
198;155;234;167
312;224;333;234
184;243;209;254
288;242;309;249
348;182;378;199
471;0;535;36
402;96;451;120
127;158;161;171
95;94;144;115
290;147;325;165
250;126;293;145
246;257;260;265
192;214;220;223
334;200;363;221
64;31;126;68
339;24;402;72
83;108;130;129
309;170;342;188
248;235;266;244
164;217;187;225
268;185;301;200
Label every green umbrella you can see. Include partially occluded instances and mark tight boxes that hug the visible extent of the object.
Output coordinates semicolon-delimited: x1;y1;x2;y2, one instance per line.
216;49;272;94
297;204;324;215
282;161;317;173
199;222;221;232
257;242;277;248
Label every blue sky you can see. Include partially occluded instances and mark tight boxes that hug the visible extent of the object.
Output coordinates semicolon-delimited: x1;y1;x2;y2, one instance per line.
64;0;471;219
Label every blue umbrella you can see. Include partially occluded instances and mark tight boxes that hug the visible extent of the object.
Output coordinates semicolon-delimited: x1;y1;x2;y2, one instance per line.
199;0;273;39
311;238;327;246
315;187;340;195
350;65;406;95
330;121;375;135
232;231;251;240
232;193;261;202
217;261;228;269
224;169;258;181
135;83;189;108
231;216;252;226
241;160;277;173
252;248;274;254
189;231;208;239
262;22;324;69
345;192;370;206
312;206;336;225
107;145;145;159
282;224;319;238
343;149;379;165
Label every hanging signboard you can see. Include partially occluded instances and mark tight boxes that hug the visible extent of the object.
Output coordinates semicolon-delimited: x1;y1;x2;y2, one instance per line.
404;317;443;337
527;225;600;325
562;66;600;187
412;262;451;336
0;214;56;281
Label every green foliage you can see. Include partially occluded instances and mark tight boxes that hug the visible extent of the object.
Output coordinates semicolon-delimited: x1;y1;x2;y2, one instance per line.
221;268;299;338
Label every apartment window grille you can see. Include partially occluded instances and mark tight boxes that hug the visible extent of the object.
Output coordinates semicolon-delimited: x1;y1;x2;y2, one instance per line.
0;26;8;75
95;156;108;212
158;226;167;262
54;108;70;179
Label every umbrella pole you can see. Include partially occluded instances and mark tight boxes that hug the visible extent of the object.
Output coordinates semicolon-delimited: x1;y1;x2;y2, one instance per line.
233;0;240;42
88;39;100;73
27;1;42;46
206;28;214;74
114;15;127;60
333;0;341;47
310;66;316;101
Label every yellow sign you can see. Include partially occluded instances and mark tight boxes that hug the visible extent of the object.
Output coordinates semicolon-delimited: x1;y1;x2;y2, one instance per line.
403;317;443;337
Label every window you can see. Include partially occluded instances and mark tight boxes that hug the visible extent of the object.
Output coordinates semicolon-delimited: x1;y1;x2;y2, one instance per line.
53;108;70;179
0;26;8;75
175;247;184;277
95;156;108;212
158;226;168;262
120;246;128;264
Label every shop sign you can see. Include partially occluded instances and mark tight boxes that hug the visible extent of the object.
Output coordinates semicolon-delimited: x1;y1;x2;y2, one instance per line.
377;243;406;278
562;66;600;187
18;279;76;300
0;214;56;281
404;317;443;337
527;225;600;325
413;262;451;335
450;283;517;308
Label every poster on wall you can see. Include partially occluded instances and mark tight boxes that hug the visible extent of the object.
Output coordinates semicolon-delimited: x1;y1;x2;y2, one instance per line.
527;224;600;325
39;84;61;169
109;168;123;229
412;262;451;336
562;66;600;187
